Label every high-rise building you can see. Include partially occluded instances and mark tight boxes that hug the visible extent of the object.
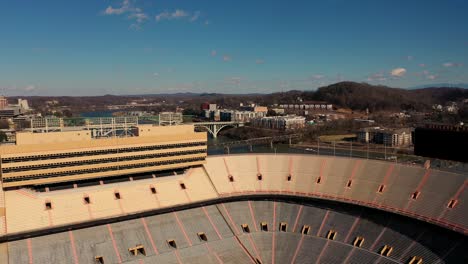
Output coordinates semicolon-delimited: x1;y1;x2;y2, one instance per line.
0;96;8;110
0;125;207;188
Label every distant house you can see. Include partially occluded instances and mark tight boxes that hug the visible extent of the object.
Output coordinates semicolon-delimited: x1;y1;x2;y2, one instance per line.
357;127;413;147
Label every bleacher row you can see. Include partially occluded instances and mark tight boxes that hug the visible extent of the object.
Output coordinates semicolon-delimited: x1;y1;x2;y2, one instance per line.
4;201;467;264
0;154;467;263
205;154;467;234
1;154;467;236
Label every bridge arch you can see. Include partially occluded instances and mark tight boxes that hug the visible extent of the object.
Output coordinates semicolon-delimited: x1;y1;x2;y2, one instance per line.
193;122;244;138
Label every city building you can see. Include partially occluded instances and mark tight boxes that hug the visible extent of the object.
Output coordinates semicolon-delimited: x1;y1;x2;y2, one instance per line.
279;102;333;111
200;103;217;111
0;96;8;109
357;127;413;147
270;108;285;115
0;98;31;118
159;112;183;126
0;124;207;188
219;110;265;122
251;115;306;130
239;105;268;114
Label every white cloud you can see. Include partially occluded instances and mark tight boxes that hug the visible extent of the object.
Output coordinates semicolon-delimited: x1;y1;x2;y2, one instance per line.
367;72;387;82
427;75;437;80
211;50;217;56
155;11;170;21
390;68;407;77
190;11;201;22
311;74;324;80
443;62;463;68
407;55;414;61
153;72;159;78
223;55;231;62
255;59;265;64
128;12;148;23
172;9;189;18
155;9;201;22
104;0;135;15
103;0;148;29
24;85;36;92
419;63;426;67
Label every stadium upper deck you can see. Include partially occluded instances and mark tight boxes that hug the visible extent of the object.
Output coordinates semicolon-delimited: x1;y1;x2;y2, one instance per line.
0;153;465;237
0;125;207;188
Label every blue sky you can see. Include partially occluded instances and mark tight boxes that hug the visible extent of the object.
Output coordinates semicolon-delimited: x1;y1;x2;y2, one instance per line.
0;0;467;96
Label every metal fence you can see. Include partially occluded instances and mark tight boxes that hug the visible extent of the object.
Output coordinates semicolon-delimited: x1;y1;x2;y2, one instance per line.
207;140;468;174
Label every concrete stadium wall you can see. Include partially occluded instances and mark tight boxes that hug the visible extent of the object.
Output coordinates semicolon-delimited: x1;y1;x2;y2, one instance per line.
2;200;466;264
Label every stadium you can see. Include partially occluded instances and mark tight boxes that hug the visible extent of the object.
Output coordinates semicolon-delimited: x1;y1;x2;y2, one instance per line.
0;125;466;264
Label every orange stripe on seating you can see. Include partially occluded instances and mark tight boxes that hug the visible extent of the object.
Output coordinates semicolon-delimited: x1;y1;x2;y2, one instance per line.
344;216;360;243
247;234;262;262
272;201;277;230
27;238;33;264
205;243;224;264
438;180;467;220
223;158;231;175
452;180;467;200
290;235;304;264
369;227;387;251
87;204;94;220
248;201;259;232
292;205;303;232
47;210;54;227
272;201;277;264
348;160;362;181
141;218;158;254
174;250;183;264
343;247;355;264
381;164;395;186
315;240;329;264
272;232;276;264
202;207;223;240
316;210;329;237
234;236;257;264
319;159;327;179
106;224;122;263
173;212;192;246
68;231;79;264
415;170;432;191
222;203;240;234
15;189;37;199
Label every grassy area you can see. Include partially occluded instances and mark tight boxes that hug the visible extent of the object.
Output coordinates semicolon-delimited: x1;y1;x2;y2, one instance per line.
318;134;356;142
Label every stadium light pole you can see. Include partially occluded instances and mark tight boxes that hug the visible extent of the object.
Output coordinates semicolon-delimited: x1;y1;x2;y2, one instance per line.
367;142;369;159
317;139;320;156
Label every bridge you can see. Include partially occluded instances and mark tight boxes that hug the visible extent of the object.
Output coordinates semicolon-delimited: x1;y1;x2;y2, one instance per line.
192;121;244;138
22;117;244;139
209;134;302;147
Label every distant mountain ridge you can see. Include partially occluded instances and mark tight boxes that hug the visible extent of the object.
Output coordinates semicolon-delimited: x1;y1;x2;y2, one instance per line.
300;81;468;111
409;83;468;89
10;81;468;113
